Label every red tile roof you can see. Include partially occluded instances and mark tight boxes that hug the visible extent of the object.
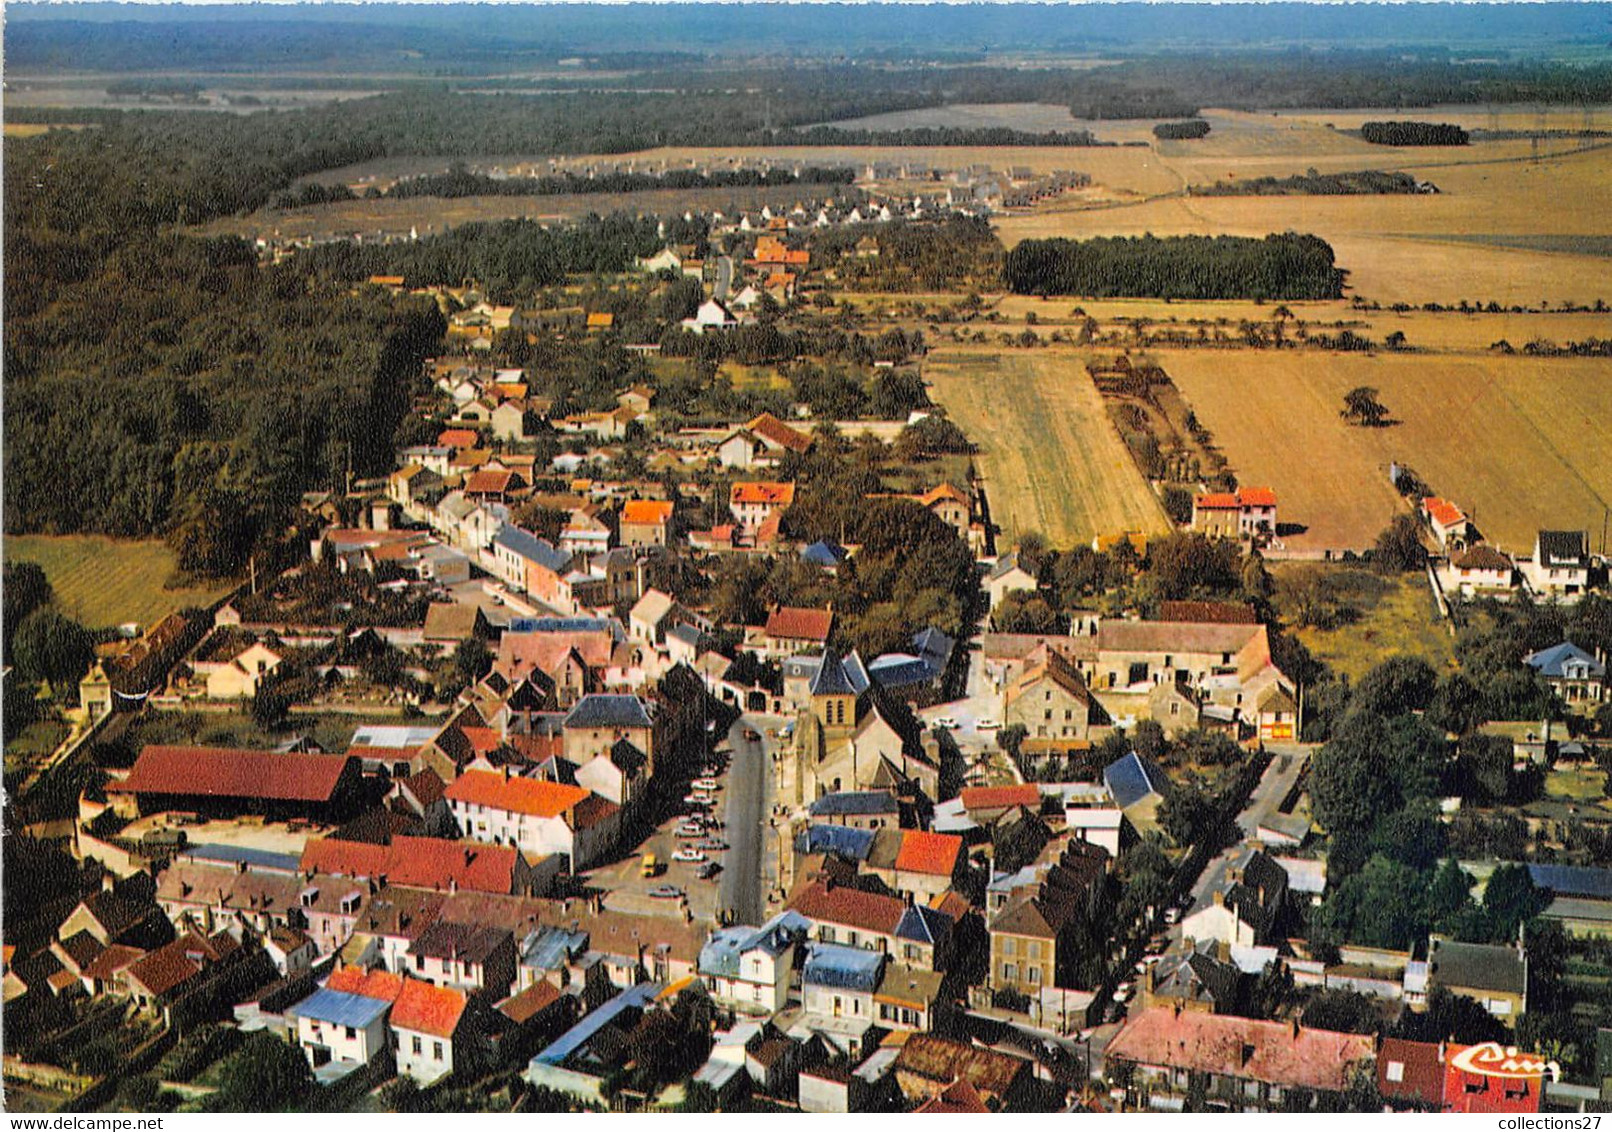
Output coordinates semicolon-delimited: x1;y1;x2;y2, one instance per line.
731;481;796;507
1238;486;1277;508
1194;492;1239;511
1106;1007;1373;1094
895;1034;1030;1100
1425;497;1467;527
498;979;563;1024
789;880;905;935
325;965;405;1002
916;1078;992;1114
745;412;812;453
438;428;480;450
464;469;516;495
391;977;468;1039
765;606;834;643
960;784;1041;813
894;831;963;877
300;835;522;895
109;747;355;804
444;769;589;819
621;499;674;525
571;793;622;832
1378;1037;1446;1108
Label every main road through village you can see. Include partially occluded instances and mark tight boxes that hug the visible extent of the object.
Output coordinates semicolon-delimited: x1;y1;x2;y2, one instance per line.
718;718;772;926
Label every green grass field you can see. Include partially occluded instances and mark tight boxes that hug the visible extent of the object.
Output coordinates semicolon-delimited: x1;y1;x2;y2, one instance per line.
3;535;234;631
1275;566;1457;682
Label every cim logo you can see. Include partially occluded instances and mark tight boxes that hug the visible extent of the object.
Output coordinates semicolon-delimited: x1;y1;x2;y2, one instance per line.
1448;1042;1562;1083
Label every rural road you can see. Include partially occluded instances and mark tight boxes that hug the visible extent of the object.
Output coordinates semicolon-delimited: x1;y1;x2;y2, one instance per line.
713;254;735;301
718;717;771;925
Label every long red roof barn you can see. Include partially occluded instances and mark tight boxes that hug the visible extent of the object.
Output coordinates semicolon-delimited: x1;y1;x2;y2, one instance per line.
109;746;357;804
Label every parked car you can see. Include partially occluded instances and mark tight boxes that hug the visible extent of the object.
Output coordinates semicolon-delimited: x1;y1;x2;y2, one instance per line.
648;885;684;900
696;862;722;880
976;717;1000;730
932;716;959;730
744;728;761;742
692;778;721;791
699;839;729;852
672;848;707;864
683;794;711;806
676;823;705;838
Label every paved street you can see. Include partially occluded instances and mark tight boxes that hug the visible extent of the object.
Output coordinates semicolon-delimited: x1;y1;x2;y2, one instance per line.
719;716;775;925
1179;743;1313;939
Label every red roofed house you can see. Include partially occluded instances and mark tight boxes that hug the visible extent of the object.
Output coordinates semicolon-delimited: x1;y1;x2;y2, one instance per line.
717;412;814;470
438;428;481;451
893;1034;1034;1111
960;784;1042;823
729;481;796;539
618;499;676;549
444;769;619;872
1192;487;1277;540
864;829;966;904
1442;1041;1547;1114
758;606;834;658
107;746;363;822
392;977;477;1085
1377;1036;1447;1111
300;835;535;896
789;879;951;971
463;468;522;503
1105;1007;1374;1111
1423;497;1473;552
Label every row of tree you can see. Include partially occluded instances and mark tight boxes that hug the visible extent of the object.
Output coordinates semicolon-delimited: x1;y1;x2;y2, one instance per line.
1002;234;1346;301
1361;120;1470;146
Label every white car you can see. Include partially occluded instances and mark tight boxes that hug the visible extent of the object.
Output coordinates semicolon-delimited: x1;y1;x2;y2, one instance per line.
932;716;959;730
672;848;707;864
683;793;711;806
676;823;705;837
692;778;721;791
976;717;1000;730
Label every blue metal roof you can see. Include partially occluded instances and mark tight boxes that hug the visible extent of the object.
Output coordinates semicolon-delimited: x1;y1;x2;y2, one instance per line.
809;791;899;817
179;844;301;874
796;825;876;862
801;540;848;567
802;943;884;992
912;626;955;662
1529;863;1612;901
1523;642;1605;680
895;903;950;946
698;926;752;980
532;982;661;1068
521;925;589;972
293;987;392;1029
868;654;936;689
565;694;652;730
495;527;573;573
1104;752;1167;811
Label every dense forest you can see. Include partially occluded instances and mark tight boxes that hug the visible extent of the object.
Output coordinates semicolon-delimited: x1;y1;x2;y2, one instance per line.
1003;233;1346;301
1193;169;1426;196
373;165;856;203
1152;119;1212;140
1361;120;1471;146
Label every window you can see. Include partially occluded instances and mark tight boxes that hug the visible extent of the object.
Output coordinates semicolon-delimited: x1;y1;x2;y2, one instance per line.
345;1026;356;1040
415;954;425;971
1002;962;1018;983
1029;967;1042;985
433;1041;444;1061
1028;942;1041;961
412;1036;423;1055
1002;938;1015;956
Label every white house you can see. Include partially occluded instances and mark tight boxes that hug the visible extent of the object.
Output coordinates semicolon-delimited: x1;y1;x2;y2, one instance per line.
698;912;809;1015
392;978;471;1086
444;769;619;872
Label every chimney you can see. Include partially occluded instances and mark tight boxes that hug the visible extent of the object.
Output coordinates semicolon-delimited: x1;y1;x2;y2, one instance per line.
1212;890;1224;907
449;878;458;894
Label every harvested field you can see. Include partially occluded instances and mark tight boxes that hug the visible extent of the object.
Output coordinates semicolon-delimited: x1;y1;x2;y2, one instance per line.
1273;566;1456;681
3;535;234;631
996;143;1612;306
1159;349;1612;556
924;348;1172;547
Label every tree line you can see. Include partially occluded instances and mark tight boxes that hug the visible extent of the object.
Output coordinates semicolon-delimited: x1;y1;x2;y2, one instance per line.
1194;169;1424;196
1003;233;1346;301
365;164;857;204
1153;119;1211;140
1361;120;1470;146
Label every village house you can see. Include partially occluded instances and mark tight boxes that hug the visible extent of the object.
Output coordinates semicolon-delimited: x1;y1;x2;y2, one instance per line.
1003;645;1098;746
392;977;477;1085
1523;641;1607;708
1191;488;1278;541
106;746;364;823
757;606;835;659
445;770;620;872
292;967;403;1077
730;481;796;538
618;499;675;548
698;912;809;1016
788;879;952;971
717;412;814;469
405;921;518;999
1443;544;1518;600
1180;848;1289;949
1523;530;1592;601
892;1034;1034;1111
196;640;283;700
1423;497;1474;551
988;839;1110;997
985;552;1038;612
1105;1008;1375;1111
1423;935;1527;1025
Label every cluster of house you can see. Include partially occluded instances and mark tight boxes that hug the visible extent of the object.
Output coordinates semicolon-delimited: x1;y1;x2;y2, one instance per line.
980;595;1298;754
1426;500;1604;608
